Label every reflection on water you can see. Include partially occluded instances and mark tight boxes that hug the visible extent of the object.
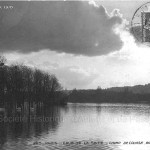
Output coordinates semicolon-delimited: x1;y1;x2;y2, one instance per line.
1;103;150;150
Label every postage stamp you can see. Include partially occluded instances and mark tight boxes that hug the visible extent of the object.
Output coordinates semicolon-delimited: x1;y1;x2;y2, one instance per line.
131;2;150;44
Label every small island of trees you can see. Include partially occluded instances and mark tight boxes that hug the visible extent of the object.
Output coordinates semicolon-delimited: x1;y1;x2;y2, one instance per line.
0;55;68;113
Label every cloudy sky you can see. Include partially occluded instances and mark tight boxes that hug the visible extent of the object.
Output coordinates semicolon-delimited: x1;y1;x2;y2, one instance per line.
1;0;150;89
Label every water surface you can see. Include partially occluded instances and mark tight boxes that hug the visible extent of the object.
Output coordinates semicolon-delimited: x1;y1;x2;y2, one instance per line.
1;103;150;150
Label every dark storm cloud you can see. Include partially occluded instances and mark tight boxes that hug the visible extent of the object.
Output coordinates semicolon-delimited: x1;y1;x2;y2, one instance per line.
0;1;123;56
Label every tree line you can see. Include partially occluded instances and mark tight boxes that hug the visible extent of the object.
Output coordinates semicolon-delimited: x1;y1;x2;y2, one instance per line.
0;56;67;108
68;87;150;103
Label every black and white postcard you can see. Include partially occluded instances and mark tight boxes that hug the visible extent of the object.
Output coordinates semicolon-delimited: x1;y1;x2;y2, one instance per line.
0;0;150;150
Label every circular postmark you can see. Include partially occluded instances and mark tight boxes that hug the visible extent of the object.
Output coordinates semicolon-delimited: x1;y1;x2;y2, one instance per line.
131;2;150;45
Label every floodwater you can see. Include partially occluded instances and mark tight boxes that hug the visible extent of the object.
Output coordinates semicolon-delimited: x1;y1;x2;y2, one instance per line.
1;103;150;150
